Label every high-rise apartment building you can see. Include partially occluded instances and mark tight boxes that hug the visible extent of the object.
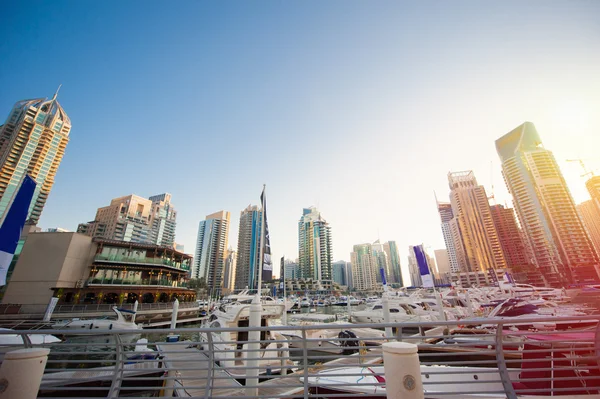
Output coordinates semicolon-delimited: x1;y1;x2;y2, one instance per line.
78;193;178;246
298;207;332;281
331;260;348;286
234;205;262;290
0;92;71;223
192;211;230;292
448;171;507;273
436;201;460;273
282;259;300;280
578;201;600;255
222;249;237;293
383;241;403;286
496;122;600;285
148;193;177;247
489;204;534;281
350;244;377;291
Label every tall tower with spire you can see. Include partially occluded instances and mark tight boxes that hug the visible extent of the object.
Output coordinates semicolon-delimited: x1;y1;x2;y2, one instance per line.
0;89;71;223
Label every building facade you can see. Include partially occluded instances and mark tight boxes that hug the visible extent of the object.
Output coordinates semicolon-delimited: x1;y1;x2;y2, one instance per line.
434;248;451;284
148;193;177;247
350;243;377;291
192;211;230;293
298;207;332;281
222;249;237;293
496;122;600;285
234;205;262;290
2;232;194;306
331;260;348;286
407;245;422;287
578;200;600;255
0;92;71;223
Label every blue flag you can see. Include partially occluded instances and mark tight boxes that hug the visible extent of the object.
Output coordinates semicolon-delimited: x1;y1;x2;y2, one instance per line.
0;175;36;285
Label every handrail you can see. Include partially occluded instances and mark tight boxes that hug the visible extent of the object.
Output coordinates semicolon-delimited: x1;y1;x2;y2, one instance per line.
495;321;517;399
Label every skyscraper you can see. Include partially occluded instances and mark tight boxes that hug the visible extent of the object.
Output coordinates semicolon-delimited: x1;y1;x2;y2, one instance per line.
434;249;451;284
234;205;262;290
331;260;348;286
350;243;377;291
78;193;178;245
496;122;600;285
436;200;460;273
148;193;177;247
489;204;534;281
298;207;332;282
383;241;403;286
448;171;507;273
0;91;71;223
371;240;389;283
192;211;230;292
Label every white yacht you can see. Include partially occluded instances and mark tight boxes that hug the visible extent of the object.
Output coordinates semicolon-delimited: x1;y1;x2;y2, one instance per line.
52;307;142;331
351;301;434;324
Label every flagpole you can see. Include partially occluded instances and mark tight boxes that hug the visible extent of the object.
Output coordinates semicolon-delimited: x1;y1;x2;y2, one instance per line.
246;184;266;396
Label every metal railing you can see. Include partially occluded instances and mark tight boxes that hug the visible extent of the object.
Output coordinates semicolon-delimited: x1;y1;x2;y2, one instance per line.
1;301;200;316
94;254;191;270
86;277;188;288
0;314;599;398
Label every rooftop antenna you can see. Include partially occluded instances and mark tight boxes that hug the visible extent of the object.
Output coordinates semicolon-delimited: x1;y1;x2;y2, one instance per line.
52;84;62;101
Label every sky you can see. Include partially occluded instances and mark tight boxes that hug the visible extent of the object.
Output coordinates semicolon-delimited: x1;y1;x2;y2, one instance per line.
1;1;600;284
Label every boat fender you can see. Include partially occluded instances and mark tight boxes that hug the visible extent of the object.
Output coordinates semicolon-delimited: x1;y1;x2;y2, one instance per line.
109;324;113;330
89;323;94;330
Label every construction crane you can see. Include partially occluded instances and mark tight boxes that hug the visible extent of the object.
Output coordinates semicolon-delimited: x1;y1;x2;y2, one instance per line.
566;159;596;179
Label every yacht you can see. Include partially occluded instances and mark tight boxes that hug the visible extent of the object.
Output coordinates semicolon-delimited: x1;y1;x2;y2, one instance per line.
52;307;142;331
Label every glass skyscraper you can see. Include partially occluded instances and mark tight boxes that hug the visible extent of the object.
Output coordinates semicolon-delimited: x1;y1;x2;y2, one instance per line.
0;91;71;223
298;207;332;281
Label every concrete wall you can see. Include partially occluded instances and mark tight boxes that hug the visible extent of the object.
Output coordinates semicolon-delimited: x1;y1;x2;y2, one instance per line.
2;232;95;305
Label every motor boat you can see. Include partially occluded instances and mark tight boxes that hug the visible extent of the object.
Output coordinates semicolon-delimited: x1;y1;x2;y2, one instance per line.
199;297;295;378
52;307;142;331
300;297;311;308
351;302;434;324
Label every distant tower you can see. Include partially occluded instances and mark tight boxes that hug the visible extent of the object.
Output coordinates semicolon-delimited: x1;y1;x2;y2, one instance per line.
0;91;71;222
148;193;177;247
193;211;230;292
222;248;237;293
407;245;422;287
496;122;600;285
447;171;507;273
298;207;332;281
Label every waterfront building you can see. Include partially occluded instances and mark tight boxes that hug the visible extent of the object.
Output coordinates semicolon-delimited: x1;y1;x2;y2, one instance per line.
192;211;230;293
490;204;538;283
496;122;600;285
436;201;460;273
298;207;332;281
578;200;600;254
0;92;71;223
148;193;177;247
2;232;194;306
350;243;377;291
234;205;262;290
78;193;178;247
448;171;507;273
282;259;300;280
383;241;403;286
222;249;237;293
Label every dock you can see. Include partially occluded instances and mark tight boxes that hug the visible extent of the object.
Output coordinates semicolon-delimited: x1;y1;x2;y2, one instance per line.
157;342;241;397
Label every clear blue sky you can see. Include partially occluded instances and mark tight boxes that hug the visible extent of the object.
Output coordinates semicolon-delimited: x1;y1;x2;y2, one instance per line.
2;1;600;283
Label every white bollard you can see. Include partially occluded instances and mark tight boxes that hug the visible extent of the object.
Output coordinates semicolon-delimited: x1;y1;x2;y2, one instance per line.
170;298;179;329
0;348;50;399
382;295;393;338
382;342;424;399
246;295;262;396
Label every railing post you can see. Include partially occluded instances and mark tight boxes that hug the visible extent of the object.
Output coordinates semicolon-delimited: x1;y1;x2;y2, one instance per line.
204;332;214;399
0;348;50;399
382;342;423;399
107;334;125;397
301;329;309;399
495;323;517;399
